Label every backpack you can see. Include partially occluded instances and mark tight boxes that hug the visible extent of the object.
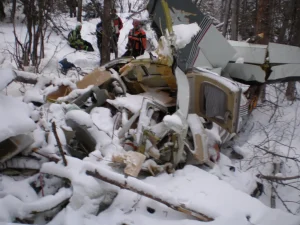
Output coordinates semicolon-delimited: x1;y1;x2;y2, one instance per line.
59;58;76;74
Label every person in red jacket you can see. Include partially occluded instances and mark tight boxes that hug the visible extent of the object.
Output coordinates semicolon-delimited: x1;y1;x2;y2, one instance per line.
122;19;147;58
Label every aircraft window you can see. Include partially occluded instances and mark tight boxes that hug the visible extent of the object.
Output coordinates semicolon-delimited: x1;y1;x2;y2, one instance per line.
200;83;227;121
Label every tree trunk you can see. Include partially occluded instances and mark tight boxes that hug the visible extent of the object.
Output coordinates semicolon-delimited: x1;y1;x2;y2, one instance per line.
220;0;225;22
255;0;270;44
285;82;296;101
101;0;112;65
230;0;239;40
222;0;232;37
255;0;271;102
285;0;299;101
278;0;295;43
77;0;82;22
11;0;17;22
0;0;5;21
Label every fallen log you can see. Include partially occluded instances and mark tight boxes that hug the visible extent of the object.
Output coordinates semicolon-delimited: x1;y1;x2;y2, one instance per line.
86;170;213;222
14;70;38;85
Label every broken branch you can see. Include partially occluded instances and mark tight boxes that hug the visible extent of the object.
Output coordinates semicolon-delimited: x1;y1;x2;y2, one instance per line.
257;174;300;181
32;148;60;163
86;170;213;222
254;145;300;163
52;122;68;166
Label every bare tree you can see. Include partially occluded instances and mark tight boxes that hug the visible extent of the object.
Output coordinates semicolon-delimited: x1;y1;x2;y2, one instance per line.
12;0;52;72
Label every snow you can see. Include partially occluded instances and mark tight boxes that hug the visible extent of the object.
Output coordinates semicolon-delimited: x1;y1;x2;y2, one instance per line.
163;114;183;131
40;157;300;225
173;23;201;49
107;94;145;113
0;69;16;91
90;107;114;137
226;84;300;214
0;94;36;142
57;85;93;102
0;187;71;222
65;110;93;127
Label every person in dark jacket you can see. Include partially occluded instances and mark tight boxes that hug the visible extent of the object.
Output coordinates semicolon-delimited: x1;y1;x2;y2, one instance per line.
122;19;147;58
66;0;77;18
95;22;103;53
68;23;94;51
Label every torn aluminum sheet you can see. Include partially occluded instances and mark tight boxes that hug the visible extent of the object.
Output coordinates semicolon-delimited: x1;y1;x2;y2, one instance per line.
223;63;266;84
0;134;34;163
71;86;110;113
268;42;300;64
228;40;267;64
268;64;300;83
186;114;212;167
175;67;190;118
135;99;168;147
65;115;97;153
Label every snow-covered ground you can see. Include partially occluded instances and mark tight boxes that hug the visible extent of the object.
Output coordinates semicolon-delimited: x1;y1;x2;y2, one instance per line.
224;83;300;214
0;4;300;225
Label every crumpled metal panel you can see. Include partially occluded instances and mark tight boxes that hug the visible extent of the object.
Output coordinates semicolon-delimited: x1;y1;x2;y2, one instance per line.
147;0;235;72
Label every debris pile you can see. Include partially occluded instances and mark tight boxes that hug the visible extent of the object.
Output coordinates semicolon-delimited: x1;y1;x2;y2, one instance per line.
0;53;264;224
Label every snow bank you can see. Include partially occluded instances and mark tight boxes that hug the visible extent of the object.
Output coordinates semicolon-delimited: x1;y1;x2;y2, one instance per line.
0;187;71;222
0;69;16;91
42;157;300;225
120;165;300;225
0;94;36;142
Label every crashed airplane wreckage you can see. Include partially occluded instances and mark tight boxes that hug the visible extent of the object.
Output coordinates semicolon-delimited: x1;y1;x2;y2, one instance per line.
43;0;243;174
1;0;300;223
46;53;241;173
8;0;300;178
